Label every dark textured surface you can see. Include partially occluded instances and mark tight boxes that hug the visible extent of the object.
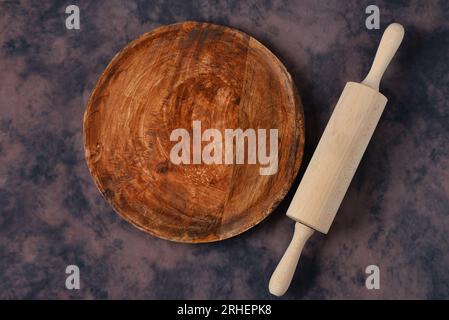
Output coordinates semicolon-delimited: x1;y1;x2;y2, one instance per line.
0;0;448;299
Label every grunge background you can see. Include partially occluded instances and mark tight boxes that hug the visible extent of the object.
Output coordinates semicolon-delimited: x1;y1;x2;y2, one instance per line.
1;0;449;299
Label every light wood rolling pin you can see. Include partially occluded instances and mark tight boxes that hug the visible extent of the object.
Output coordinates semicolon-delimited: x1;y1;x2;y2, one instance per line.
269;23;405;296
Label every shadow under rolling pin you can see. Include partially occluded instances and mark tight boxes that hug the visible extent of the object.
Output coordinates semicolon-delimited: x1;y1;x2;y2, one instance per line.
269;23;405;296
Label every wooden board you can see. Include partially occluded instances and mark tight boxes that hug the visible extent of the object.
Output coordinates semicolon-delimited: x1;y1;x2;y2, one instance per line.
83;21;305;243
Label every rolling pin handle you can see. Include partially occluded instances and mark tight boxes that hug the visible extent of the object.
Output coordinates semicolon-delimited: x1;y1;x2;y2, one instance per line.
269;222;314;296
362;23;404;91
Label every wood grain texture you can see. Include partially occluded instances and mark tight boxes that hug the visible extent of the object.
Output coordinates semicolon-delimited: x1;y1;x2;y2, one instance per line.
83;21;305;243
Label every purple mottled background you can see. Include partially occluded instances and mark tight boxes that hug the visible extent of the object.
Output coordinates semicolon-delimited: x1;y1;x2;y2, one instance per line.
1;0;449;299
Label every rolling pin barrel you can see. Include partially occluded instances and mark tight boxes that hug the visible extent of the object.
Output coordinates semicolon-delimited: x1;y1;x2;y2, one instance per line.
287;81;387;233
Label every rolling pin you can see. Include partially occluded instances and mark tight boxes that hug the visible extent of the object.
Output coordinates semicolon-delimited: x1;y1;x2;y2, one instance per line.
269;23;405;296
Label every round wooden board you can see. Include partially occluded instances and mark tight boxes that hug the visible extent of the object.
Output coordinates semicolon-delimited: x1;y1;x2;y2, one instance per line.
83;21;305;243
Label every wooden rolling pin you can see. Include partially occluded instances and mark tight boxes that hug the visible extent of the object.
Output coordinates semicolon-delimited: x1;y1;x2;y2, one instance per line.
269;23;404;296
